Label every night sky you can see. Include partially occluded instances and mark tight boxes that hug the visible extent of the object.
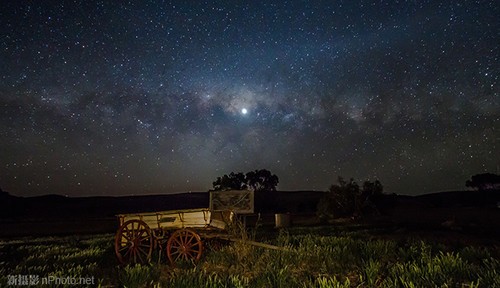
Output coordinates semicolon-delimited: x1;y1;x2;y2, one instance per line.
1;1;498;197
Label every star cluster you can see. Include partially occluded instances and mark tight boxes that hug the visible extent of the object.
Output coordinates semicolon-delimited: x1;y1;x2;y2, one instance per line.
1;1;498;196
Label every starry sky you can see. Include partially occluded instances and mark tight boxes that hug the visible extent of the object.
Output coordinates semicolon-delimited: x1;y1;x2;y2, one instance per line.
1;1;498;197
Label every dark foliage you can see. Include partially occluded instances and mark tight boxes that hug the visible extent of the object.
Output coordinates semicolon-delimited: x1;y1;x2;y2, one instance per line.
362;180;383;198
212;172;248;191
212;169;279;192
245;169;279;192
317;177;384;221
465;173;500;191
0;187;13;199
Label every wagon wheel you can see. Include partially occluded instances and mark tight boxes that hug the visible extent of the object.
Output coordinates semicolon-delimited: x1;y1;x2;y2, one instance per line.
166;228;203;265
115;220;153;265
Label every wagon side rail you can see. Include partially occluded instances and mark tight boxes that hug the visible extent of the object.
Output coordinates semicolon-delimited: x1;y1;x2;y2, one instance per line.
116;208;229;231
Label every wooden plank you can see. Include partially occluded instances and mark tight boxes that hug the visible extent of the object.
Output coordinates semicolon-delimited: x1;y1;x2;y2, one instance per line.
210;190;254;214
116;207;211;218
210;219;227;230
213;235;291;251
240;240;291;251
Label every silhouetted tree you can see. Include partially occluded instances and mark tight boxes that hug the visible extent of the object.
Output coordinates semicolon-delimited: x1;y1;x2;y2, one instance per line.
466;173;500;191
360;180;383;215
246;169;279;213
317;177;384;222
362;180;383;197
0;187;9;197
245;169;279;192
317;177;360;221
212;169;279;192
212;172;247;191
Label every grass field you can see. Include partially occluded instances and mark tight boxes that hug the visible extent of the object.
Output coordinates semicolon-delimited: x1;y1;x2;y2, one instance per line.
1;225;499;287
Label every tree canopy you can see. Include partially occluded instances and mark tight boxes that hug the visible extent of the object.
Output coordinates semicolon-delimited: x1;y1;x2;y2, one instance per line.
317;176;384;221
212;172;247;191
362;180;384;197
212;169;279;192
245;169;279;192
465;173;500;191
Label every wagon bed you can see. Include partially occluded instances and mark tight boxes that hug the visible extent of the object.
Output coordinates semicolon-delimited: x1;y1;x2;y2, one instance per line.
116;208;230;231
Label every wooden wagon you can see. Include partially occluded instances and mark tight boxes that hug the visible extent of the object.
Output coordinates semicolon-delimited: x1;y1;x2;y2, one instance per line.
114;190;256;265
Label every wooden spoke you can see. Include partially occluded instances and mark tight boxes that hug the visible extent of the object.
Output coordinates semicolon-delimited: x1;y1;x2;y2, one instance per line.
172;238;182;246
166;228;203;266
114;220;153;265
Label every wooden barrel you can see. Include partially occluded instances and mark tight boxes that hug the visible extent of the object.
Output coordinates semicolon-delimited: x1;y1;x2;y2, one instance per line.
275;213;291;228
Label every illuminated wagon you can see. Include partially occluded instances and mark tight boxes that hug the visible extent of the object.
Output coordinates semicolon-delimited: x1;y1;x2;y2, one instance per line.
114;190;264;265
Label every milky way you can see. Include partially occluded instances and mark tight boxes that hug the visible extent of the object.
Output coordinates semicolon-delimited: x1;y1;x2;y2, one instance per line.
1;1;498;196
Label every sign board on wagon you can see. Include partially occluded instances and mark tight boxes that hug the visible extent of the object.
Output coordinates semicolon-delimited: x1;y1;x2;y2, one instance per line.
209;189;254;214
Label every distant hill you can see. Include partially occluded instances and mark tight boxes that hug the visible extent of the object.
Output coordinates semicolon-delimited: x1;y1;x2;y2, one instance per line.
0;192;209;220
1;189;499;237
1;189;498;220
414;190;500;207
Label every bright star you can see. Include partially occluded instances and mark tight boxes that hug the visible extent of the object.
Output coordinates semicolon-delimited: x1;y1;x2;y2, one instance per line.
241;108;248;115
